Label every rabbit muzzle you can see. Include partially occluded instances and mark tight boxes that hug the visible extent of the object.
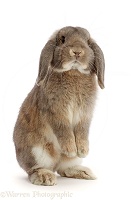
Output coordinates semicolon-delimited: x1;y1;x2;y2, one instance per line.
69;48;84;59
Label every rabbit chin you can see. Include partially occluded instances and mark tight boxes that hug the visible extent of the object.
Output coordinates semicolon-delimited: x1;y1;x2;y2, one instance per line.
53;61;90;74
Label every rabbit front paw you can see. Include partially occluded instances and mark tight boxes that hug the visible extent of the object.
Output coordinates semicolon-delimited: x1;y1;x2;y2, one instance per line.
76;140;89;158
61;138;77;157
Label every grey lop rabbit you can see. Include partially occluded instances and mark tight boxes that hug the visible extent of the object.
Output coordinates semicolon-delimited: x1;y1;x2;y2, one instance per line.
13;26;105;186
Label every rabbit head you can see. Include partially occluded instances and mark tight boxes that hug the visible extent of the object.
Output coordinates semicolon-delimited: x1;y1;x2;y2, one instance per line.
36;26;105;89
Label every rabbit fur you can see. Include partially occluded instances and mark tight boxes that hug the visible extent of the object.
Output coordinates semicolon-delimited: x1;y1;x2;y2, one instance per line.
13;26;105;186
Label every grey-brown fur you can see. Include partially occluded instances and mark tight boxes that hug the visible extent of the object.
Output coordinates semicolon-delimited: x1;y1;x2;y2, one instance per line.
13;26;105;185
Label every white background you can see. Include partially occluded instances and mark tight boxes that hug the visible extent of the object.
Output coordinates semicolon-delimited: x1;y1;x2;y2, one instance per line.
0;0;132;199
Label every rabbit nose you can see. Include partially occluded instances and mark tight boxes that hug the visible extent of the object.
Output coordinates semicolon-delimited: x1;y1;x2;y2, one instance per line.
69;49;84;58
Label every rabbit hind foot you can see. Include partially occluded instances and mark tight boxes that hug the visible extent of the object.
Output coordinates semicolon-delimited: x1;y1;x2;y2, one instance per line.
28;168;57;186
58;165;96;180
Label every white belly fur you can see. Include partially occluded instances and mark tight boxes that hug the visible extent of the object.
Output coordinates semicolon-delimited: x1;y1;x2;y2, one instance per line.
67;101;84;127
32;146;54;169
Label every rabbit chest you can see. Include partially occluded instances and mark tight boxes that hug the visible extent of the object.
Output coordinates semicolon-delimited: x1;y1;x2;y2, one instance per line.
46;71;97;127
66;99;84;127
64;82;95;127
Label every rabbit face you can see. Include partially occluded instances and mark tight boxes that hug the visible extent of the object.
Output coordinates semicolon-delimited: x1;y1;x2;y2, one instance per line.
52;27;94;74
37;26;105;89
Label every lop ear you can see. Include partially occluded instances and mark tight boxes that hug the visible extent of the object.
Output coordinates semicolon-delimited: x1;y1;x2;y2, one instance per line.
89;38;105;89
36;36;57;86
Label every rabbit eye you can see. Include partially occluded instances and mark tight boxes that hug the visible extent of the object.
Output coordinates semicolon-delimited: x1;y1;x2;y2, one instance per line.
61;36;65;44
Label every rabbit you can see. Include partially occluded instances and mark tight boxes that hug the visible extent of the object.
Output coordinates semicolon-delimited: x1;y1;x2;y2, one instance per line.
13;26;105;186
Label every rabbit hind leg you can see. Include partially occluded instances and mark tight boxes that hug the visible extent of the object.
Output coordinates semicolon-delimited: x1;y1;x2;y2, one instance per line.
28;144;60;186
57;155;96;180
